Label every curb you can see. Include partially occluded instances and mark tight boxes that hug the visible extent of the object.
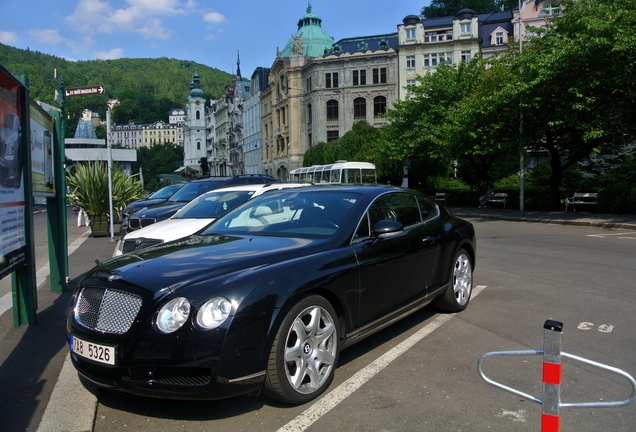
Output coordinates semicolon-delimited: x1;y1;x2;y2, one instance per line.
451;212;636;231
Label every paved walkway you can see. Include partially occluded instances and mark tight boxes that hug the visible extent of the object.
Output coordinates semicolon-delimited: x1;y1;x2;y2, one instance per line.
448;206;636;231
0;206;634;431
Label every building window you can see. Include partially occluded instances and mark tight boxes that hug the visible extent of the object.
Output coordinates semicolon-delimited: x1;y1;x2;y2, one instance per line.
353;70;366;86
372;68;387;84
327;130;339;142
442;52;453;64
425;30;453;42
423;53;439;67
196;110;201;120
541;2;561;16
405;28;416;39
307;104;312;124
406;55;415;68
461;51;471;62
326;100;339;120
373;96;387;117
406;79;416;94
495;31;504;46
197;142;201;150
354;98;366;119
326;72;339;88
460;23;471;34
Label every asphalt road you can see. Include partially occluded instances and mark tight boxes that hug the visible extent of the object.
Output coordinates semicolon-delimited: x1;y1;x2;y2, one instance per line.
89;218;636;432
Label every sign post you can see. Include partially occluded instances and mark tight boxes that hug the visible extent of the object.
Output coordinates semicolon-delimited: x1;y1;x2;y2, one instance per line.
64;86;104;98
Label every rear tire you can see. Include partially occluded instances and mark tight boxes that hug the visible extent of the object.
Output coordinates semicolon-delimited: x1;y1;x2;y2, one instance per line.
434;248;472;312
263;295;339;404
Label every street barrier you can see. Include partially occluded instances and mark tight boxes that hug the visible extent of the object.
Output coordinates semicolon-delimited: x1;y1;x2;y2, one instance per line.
477;320;636;432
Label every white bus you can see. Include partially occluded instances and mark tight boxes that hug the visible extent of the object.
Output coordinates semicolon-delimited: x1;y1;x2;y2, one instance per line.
289;161;377;184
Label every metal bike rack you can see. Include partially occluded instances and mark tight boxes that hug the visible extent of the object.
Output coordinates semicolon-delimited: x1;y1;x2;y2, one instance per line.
478;320;636;432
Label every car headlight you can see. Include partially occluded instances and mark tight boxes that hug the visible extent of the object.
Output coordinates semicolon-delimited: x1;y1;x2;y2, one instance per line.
197;297;232;330
156;297;191;333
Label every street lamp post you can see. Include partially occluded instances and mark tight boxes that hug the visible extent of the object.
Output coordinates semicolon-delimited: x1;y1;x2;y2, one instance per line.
106;108;115;241
519;0;525;216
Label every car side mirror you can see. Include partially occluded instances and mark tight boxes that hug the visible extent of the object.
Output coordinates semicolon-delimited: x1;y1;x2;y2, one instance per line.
371;220;403;238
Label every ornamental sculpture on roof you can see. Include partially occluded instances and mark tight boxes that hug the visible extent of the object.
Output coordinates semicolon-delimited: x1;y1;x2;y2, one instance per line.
292;33;304;55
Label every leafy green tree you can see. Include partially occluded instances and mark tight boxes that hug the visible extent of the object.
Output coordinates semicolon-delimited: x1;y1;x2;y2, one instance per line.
382;61;481;187
517;0;636;191
0;44;233;136
446;57;523;188
132;143;184;191
199;157;209;175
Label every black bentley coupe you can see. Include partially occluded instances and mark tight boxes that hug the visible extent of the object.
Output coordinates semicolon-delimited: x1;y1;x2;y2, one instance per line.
66;185;476;404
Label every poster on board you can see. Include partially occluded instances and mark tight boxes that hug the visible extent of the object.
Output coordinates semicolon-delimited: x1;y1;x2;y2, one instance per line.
0;65;26;281
30;100;55;197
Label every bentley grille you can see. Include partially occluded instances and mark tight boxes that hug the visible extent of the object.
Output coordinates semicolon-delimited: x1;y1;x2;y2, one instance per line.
75;287;142;334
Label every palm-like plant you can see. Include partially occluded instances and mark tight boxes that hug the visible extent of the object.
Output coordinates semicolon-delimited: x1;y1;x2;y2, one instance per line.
67;161;144;234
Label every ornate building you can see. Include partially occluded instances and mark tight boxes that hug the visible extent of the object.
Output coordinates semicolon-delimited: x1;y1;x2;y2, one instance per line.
183;71;207;174
261;3;398;180
243;67;270;174
226;53;249;175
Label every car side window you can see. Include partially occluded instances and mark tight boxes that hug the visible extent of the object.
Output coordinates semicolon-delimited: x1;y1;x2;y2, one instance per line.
368;193;421;228
416;196;440;223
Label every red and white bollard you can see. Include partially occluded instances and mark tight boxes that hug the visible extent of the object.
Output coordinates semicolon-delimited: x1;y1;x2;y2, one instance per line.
542;320;563;432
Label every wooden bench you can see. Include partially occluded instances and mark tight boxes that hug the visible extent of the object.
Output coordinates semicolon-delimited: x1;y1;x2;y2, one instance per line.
487;193;508;209
565;192;597;212
434;192;447;204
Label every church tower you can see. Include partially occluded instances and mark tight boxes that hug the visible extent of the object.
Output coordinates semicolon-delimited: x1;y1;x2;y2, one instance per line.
183;70;207;175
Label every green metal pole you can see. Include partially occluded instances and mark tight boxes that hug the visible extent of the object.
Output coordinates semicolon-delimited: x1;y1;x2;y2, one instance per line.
46;107;68;293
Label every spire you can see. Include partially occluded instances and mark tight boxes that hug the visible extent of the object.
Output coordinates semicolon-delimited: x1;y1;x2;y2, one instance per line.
236;51;241;78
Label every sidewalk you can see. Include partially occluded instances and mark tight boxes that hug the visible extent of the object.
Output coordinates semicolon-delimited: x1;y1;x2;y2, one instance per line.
1;206;635;432
448;206;636;231
0;224;120;432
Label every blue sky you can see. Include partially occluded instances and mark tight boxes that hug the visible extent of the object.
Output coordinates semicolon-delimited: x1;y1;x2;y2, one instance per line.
1;0;427;76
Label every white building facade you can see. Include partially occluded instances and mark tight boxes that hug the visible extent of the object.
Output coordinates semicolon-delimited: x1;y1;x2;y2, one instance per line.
182;71;207;174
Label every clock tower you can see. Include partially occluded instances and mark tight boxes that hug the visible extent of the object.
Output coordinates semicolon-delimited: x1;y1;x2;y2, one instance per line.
183;70;207;175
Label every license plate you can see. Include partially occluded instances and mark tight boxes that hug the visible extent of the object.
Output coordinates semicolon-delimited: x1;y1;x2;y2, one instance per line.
70;335;116;366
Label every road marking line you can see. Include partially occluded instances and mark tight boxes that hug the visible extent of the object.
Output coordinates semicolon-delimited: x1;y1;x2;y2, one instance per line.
586;232;632;238
277;285;486;432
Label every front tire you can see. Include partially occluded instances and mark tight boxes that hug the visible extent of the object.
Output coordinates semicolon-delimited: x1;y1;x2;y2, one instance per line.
263;295;339;404
434;248;473;312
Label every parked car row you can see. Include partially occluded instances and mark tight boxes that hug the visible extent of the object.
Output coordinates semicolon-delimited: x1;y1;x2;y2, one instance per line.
67;184;476;405
120;174;279;237
116;182;311;256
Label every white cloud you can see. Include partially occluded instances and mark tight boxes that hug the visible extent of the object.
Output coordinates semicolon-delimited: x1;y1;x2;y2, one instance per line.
0;30;18;44
27;29;67;46
94;47;124;60
65;0;195;40
203;11;226;24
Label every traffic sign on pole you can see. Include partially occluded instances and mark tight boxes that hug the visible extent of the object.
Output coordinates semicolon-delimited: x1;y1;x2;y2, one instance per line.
64;86;104;97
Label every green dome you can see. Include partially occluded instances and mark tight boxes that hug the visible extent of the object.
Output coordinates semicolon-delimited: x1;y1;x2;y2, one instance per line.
280;2;334;58
189;71;204;99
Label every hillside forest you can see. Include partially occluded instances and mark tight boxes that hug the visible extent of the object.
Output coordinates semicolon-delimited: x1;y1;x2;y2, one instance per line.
0;43;234;138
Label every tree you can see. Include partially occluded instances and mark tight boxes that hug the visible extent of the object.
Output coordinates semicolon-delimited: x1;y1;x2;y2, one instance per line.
199;157;209;175
132;143;184;191
382;61;484;187
446;57;523;188
518;0;636;191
